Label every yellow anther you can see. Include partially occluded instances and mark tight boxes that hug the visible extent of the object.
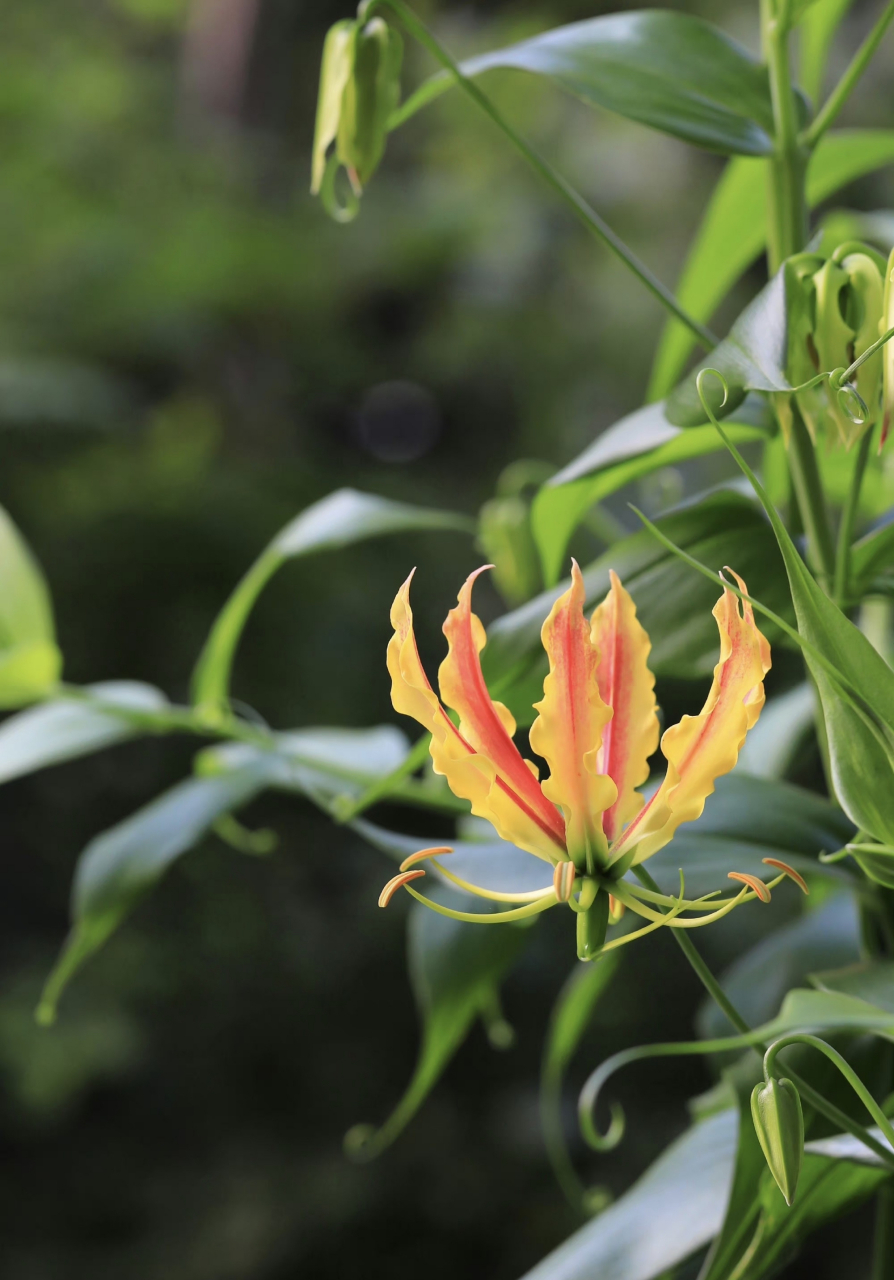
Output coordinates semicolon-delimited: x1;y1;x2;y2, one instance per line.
553;860;576;902
399;845;453;871
728;871;771;903
378;869;426;908
762;858;809;894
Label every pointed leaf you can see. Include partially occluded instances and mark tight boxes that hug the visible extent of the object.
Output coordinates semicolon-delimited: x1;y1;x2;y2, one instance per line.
519;1109;738;1280
0;503;61;707
191;488;473;719
345;886;529;1160
531;397;771;583
395;12;777;156
0;683;168;785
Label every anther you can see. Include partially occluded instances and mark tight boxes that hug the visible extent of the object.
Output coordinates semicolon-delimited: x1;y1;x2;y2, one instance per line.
378;869;426;908
399;846;453;871
728;871;771;902
608;895;625;924
553;860;576;902
762;858;809;895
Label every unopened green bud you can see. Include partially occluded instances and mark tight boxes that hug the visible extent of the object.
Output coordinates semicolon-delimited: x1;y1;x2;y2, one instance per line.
838;251;885;446
478;496;542;605
337;18;402;189
751;1075;804;1206
310;13;402;221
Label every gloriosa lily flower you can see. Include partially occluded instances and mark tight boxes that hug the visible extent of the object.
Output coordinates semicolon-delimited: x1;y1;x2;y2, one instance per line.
379;562;807;959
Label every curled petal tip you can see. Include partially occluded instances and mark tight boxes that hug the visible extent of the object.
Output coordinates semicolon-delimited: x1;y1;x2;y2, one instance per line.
399;846;453;871
728;871;771;903
378;868;425;908
762;857;809;895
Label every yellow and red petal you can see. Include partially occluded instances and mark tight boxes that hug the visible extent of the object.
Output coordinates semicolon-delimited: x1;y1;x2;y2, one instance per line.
589;571;659;843
529;561;617;865
439;567;567;852
387;571;564;861
610;571;771;865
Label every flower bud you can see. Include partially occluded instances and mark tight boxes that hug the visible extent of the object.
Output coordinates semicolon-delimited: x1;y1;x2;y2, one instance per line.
310;15;402;221
751;1075;804;1206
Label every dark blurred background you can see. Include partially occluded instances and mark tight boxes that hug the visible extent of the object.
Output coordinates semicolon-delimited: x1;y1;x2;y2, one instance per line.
0;0;892;1276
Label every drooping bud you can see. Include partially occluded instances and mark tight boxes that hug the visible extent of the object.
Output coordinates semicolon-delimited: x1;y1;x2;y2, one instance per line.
751;1075;804;1206
310;13;402;221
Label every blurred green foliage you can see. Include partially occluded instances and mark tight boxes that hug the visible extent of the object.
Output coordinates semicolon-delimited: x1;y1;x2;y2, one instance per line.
0;0;892;1275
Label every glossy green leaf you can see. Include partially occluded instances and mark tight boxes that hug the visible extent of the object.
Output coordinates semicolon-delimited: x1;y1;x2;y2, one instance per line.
191;488;474;719
486;493;791;699
38;761;279;1024
394;11;776;156
531;395;771;582
665;269;792;426
648;130;894;399
811;959;894;1014
699;895;861;1040
716;436;894;845
736;682;817;781
519;1109;738;1280
648;774;856;900
39;724;413;1021
804;1126;894;1166
0;683;168;786
344;886;529;1160
541;957;620;1213
0;503;61;707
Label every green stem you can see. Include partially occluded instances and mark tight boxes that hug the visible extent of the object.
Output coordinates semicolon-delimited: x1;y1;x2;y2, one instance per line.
362;0;717;351
834;426;873;604
631;867;894;1166
802;0;894;147
762;0;808;269
788;408;836;588
873;1184;894;1280
765;1033;894;1152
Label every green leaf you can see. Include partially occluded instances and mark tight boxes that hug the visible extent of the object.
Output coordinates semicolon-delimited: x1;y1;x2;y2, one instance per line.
665;269;792;427
190;488;474;720
39;724;412;1021
736;682;817;781
541;957;620;1213
710;430;894;845
344;886;529;1160
800;0;856;104
394;11;777;157
0;503;61;707
519;1109;738;1280
699;895;861;1040
38;761;279;1024
851;517;894;596
648;129;894;400
0;682;168;785
530;395;771;582
811;959;894;1014
647;774;856;901
486;493;791;698
804;1127;894;1166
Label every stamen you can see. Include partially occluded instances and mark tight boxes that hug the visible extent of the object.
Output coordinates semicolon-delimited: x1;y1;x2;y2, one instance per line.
378;869;426;908
399;846;453;871
728;871;771;902
608;894;625;924
553;860;576;903
762;858;809;895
